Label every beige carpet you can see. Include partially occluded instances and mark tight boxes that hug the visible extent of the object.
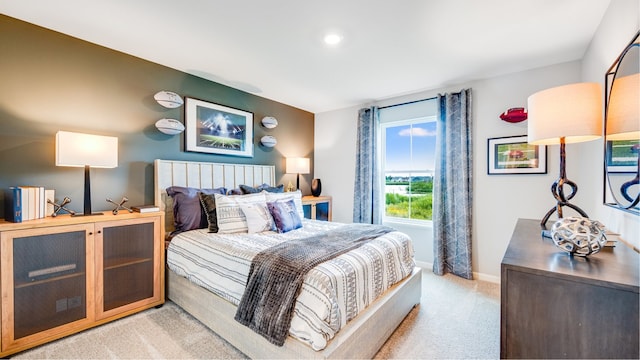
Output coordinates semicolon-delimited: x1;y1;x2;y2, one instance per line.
14;269;500;359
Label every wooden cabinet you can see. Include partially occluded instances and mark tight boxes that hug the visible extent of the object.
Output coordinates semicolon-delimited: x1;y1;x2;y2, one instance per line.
501;219;639;359
0;211;164;357
302;196;332;221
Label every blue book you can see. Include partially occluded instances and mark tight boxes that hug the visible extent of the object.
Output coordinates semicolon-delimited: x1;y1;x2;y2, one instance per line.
5;187;22;223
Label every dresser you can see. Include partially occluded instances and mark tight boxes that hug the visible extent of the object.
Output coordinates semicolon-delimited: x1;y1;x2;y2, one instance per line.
0;211;165;357
501;219;639;359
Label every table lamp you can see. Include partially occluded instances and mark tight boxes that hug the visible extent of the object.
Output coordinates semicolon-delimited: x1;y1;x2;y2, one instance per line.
56;131;118;216
286;157;310;191
527;82;602;230
606;73;640;207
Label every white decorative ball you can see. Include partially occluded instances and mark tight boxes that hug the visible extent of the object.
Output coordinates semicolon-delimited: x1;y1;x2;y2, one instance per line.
550;217;606;256
261;116;278;129
260;135;277;147
155;118;185;135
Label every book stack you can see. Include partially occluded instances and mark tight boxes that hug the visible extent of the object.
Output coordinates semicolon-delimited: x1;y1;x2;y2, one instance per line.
131;205;160;213
4;187;55;223
604;230;619;247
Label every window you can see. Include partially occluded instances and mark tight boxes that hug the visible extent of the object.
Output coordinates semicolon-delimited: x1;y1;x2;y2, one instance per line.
380;100;437;223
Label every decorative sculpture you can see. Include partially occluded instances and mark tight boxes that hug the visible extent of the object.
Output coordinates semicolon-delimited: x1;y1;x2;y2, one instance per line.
48;197;76;217
550;217;607;256
106;197;133;215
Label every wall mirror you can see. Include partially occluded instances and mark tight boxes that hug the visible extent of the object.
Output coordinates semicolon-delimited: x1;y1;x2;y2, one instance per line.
604;30;640;214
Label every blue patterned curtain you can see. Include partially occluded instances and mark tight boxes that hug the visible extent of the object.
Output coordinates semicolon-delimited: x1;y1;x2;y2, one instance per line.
353;107;383;224
433;89;473;279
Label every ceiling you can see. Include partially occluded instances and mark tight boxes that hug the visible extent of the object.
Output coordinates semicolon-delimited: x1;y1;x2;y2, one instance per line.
0;0;611;114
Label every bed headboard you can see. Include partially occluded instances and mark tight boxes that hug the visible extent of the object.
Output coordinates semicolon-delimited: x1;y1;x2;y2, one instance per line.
154;159;276;233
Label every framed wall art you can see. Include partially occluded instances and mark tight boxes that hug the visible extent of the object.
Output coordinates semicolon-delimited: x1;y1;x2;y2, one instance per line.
487;135;546;175
185;97;254;157
605;139;639;173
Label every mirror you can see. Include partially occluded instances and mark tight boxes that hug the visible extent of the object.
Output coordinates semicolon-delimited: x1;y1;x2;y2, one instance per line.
604;30;640;214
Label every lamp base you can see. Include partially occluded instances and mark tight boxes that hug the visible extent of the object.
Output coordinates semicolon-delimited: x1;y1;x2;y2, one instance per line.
72;212;104;217
540;199;588;229
540;138;589;230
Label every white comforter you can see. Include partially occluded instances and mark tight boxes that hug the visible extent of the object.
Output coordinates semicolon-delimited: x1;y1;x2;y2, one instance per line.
166;220;415;351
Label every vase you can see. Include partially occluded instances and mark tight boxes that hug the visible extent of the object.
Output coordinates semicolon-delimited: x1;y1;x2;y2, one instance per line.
311;178;322;197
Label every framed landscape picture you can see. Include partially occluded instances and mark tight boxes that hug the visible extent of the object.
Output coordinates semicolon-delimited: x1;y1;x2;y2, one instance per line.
606;139;640;173
185;97;254;157
487;135;546;174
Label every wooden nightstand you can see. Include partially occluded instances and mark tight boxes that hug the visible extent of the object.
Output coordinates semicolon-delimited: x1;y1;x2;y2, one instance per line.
301;196;332;221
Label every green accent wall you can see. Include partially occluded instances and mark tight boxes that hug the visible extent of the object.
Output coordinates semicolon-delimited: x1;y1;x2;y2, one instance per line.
0;15;314;216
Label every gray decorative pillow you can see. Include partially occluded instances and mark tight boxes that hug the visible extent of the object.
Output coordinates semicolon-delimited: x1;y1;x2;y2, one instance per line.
267;199;302;233
240;184;284;194
166;186;226;235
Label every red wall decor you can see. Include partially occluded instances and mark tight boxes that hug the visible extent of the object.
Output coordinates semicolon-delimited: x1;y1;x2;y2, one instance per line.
500;107;528;123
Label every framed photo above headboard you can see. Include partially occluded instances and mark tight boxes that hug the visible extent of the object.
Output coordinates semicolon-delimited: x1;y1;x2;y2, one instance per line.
184;97;254;157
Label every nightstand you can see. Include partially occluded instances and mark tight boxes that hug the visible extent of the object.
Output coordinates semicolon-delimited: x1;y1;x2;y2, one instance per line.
301;196;332;221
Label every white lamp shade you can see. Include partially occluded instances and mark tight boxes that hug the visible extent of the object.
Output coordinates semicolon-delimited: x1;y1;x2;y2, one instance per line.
527;82;602;145
56;131;118;168
606;73;640;140
286;157;310;174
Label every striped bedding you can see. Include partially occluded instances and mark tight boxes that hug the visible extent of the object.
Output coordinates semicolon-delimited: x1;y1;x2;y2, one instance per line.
166;219;415;351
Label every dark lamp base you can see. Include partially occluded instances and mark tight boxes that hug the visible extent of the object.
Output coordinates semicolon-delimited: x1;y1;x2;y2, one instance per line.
72;212;104;217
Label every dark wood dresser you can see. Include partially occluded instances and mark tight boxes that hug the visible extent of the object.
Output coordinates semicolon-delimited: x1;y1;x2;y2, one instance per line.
501;219;639;359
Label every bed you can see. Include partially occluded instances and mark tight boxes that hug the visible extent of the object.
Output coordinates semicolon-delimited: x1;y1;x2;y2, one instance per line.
154;159;422;359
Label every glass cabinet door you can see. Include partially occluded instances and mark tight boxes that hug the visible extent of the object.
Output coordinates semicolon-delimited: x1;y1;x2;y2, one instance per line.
315;202;330;221
95;217;161;319
303;203;312;219
0;224;94;350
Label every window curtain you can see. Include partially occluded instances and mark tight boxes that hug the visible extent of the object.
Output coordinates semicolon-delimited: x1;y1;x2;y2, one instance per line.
353;106;383;224
433;89;473;279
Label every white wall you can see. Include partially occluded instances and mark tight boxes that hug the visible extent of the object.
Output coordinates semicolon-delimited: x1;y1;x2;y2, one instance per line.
316;61;582;281
315;0;639;280
315;105;359;223
582;0;640;250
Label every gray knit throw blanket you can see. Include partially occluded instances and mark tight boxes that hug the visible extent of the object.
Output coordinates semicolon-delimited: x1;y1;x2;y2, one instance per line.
234;223;395;346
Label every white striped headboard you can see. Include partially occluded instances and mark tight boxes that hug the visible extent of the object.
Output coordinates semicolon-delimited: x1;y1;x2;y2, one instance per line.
154;159;276;233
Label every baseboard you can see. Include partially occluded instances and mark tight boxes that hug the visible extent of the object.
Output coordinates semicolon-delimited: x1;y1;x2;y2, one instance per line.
414;261;501;284
473;272;500;284
415;260;432;270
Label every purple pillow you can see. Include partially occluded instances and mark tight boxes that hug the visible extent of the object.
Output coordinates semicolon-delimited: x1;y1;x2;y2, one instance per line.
166;186;226;235
267;199;302;233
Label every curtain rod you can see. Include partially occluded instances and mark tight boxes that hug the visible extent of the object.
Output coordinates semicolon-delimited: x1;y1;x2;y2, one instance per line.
378;96;437;110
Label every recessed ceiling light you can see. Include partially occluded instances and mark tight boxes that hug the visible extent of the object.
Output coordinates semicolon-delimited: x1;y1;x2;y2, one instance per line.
323;33;343;45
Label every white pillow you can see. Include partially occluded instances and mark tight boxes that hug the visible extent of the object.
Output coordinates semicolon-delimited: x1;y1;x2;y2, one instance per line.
215;192;267;234
240;203;275;234
264;190;305;219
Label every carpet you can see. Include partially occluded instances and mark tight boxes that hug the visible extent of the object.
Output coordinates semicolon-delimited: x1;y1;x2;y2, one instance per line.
14;269;500;359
